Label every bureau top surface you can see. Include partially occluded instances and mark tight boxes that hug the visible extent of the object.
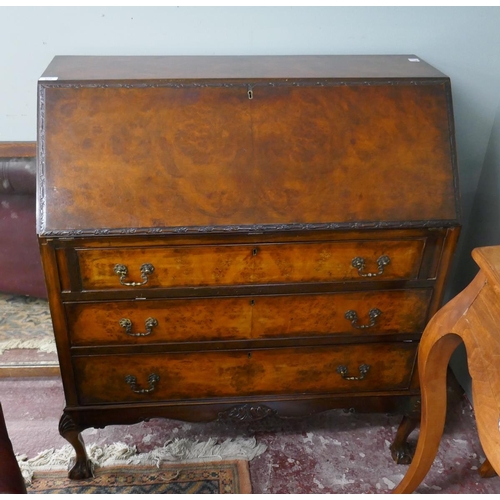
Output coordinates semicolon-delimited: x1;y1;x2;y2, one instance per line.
40;55;447;81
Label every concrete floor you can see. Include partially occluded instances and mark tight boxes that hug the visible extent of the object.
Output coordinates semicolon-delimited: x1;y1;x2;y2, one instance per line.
1;373;500;494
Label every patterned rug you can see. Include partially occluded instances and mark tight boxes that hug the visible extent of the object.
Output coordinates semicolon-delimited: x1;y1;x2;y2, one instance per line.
27;460;251;494
0;293;55;354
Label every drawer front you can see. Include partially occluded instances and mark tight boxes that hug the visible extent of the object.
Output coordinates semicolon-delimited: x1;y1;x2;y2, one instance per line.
65;289;431;346
75;239;425;291
73;342;418;405
252;289;432;339
66;297;252;346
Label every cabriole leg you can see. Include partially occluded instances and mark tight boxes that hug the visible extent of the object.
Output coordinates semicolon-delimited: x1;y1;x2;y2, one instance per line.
390;410;420;465
58;412;93;479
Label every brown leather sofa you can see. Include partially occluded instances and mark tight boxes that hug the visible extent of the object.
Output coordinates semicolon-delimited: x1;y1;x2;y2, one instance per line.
0;403;27;493
0;143;47;298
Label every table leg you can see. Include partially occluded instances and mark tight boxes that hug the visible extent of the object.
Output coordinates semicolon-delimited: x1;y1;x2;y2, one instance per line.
393;271;485;493
393;329;462;493
479;458;497;478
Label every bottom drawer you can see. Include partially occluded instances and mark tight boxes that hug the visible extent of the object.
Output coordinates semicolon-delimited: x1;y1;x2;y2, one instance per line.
72;343;417;405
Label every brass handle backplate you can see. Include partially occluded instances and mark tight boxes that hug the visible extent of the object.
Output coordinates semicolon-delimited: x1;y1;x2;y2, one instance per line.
352;255;391;277
345;308;382;329
125;373;160;394
119;317;158;337
114;263;155;287
336;364;371;381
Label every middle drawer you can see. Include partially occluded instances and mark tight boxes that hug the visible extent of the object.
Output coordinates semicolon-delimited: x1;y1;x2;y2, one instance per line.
65;289;432;346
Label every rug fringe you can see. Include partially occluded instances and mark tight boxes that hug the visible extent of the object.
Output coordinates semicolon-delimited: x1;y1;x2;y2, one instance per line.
17;437;266;485
0;337;57;355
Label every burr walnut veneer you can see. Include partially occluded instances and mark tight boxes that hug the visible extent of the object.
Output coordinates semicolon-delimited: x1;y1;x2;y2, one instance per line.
37;55;460;478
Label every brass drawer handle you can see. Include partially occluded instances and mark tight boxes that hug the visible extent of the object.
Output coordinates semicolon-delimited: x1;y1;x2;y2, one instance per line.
345;308;382;329
119;317;158;337
336;364;370;381
352;255;391;277
114;263;155;286
125;373;160;394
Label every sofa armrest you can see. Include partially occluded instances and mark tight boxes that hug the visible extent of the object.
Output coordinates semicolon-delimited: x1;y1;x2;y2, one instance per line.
0;158;36;196
0;142;46;298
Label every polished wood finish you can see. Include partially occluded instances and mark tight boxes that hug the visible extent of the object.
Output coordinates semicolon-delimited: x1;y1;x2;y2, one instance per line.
394;246;500;493
76;239;425;290
67;296;253;345
37;55;460;480
0;141;36;158
0;365;60;378
251;289;432;339
40;83;457;234
73;343;418;404
41;55;447;81
66;288;431;346
479;459;497;479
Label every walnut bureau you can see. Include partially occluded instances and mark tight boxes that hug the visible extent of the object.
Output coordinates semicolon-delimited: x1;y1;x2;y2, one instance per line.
37;55;460;479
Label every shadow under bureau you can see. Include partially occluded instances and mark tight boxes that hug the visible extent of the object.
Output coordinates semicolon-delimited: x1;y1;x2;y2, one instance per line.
37;55;460;479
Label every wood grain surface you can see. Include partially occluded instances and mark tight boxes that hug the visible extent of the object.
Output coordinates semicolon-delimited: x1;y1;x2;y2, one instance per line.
75;239;425;290
72;342;418;404
65;288;431;346
40;82;457;233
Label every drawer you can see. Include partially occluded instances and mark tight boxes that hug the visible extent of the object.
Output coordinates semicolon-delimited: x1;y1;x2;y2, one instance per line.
66;296;252;346
65;289;432;346
75;238;425;291
72;342;418;405
252;288;432;339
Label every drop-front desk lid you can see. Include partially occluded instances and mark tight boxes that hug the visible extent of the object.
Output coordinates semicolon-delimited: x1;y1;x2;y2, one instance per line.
37;55;459;237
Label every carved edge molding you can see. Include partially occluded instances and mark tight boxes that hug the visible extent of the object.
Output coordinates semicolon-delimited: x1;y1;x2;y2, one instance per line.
38;219;460;237
217;404;278;423
39;219;460;237
38;84;47;235
38;78;448;90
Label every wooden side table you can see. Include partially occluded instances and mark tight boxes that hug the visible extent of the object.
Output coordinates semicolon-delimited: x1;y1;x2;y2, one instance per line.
394;245;500;493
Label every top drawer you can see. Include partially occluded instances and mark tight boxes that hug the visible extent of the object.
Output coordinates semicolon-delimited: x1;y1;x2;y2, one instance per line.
73;238;425;291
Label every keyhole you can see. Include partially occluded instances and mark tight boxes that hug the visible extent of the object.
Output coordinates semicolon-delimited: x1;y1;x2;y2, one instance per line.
248;352;252;359
252;248;258;256
247;89;253;100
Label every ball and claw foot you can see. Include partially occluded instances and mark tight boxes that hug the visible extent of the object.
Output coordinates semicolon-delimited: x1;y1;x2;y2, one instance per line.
390;413;419;465
59;412;94;480
68;457;94;480
390;441;416;465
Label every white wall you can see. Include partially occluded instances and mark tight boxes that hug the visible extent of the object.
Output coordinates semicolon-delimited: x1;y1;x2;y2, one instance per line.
448;96;500;400
2;6;500;397
2;6;499;227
